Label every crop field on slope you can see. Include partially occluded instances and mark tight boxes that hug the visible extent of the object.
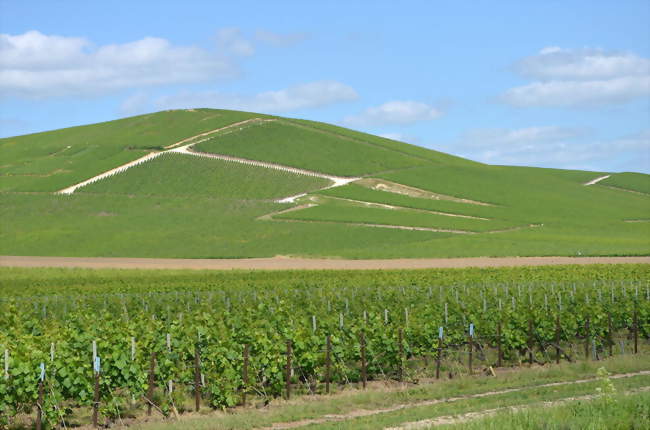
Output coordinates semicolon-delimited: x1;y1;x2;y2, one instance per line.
316;183;501;219
0;109;263;192
1;265;648;428
80;153;331;199
193;120;431;176
284;118;478;167
601;172;650;194
274;199;518;232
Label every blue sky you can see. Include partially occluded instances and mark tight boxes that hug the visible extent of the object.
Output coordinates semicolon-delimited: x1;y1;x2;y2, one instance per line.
1;0;649;172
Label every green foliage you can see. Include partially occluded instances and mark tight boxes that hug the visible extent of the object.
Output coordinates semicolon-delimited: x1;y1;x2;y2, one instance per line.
1;265;648;425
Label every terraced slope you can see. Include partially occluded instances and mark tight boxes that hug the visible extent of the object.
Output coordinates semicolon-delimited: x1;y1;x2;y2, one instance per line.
0;108;648;258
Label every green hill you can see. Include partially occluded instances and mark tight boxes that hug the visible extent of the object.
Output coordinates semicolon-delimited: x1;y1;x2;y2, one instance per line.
1;108;648;258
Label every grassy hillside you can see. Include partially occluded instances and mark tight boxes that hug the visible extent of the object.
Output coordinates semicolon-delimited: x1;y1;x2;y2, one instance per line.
193;119;433;176
601;172;650;194
0;108;648;258
80;153;330;199
0;109;263;192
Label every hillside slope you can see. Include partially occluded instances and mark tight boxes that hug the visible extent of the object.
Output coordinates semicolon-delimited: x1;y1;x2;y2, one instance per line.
1;108;648;259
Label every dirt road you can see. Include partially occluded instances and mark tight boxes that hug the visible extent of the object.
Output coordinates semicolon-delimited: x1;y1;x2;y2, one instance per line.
1;255;648;270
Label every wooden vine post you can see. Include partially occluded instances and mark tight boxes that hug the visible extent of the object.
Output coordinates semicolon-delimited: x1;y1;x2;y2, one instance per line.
633;303;638;354
194;344;201;412
496;320;502;368
585;317;590;360
528;318;534;366
468;324;474;375
242;344;249;406
398;328;404;382
555;314;561;364
36;363;45;430
608;312;613;357
436;327;443;380
285;340;292;400
325;335;331;394
360;331;367;389
146;352;156;416
92;356;100;428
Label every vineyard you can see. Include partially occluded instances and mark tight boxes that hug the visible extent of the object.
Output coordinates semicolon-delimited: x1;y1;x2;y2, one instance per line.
1;265;649;428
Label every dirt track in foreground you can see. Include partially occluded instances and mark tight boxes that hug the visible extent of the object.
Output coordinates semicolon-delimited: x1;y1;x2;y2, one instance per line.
1;255;649;270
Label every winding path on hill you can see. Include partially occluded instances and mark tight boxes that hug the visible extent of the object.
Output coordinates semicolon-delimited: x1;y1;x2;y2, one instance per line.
57;117;359;200
1;255;648;270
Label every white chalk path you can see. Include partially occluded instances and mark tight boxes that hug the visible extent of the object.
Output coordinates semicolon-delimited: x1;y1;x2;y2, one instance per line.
57;118;359;201
584;174;611;186
59;152;163;195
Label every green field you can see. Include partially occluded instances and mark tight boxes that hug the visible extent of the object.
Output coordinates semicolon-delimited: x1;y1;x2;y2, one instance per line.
274;198;518;232
80;153;331;199
193;119;432;176
0;109;264;192
601;172;650;194
0;108;649;258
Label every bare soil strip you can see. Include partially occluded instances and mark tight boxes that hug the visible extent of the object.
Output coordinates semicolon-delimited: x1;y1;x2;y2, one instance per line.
259;371;650;429
385;386;650;429
1;255;648;270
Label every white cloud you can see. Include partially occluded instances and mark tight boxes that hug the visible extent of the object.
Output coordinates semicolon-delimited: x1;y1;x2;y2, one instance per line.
0;31;238;98
119;92;151;116
216;27;255;56
344;100;442;126
447;126;650;172
254;30;308;47
516;47;650;80
502;47;650;107
502;76;650;107
154;80;358;113
460;126;587;148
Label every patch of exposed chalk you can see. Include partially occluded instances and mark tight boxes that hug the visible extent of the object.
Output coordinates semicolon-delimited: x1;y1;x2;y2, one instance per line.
584;174;610;186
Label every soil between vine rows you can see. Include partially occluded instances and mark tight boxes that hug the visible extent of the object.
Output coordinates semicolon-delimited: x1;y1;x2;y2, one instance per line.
2;255;650;270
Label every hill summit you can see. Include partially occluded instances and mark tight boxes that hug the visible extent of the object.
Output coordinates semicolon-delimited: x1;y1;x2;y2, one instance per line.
1;108;648;258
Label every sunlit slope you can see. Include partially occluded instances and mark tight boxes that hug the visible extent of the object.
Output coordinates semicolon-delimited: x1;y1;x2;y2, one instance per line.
0;108;648;258
0;109;263;192
192;119;462;176
601;172;650;194
276;161;650;240
80;153;330;199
